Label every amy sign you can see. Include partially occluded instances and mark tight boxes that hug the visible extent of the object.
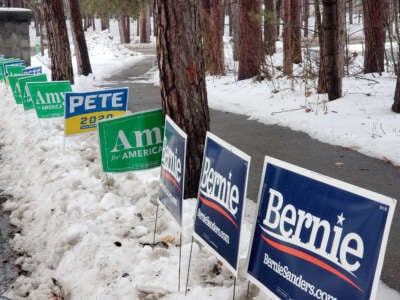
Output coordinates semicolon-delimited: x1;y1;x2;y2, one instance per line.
98;109;164;172
193;132;250;275
246;156;396;300
64;88;128;136
158;115;187;227
18;74;48;110
27;81;72;118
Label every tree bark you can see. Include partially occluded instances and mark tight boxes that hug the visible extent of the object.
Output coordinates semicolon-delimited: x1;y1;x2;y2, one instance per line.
290;0;302;63
231;1;240;61
314;0;327;93
68;0;92;76
264;0;277;55
283;0;293;75
140;3;151;43
393;70;400;112
42;0;74;83
155;0;210;198
303;0;309;37
200;0;225;75
118;8;130;44
363;0;385;74
238;0;262;80
322;0;342;100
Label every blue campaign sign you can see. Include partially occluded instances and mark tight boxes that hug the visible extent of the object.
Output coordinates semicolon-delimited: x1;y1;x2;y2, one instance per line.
158;115;187;227
3;59;25;76
246;156;396;300
23;66;42;75
64;87;129;135
193;132;250;275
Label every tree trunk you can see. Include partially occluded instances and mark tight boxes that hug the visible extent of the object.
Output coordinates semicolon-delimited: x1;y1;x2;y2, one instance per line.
322;0;342;100
283;0;293;75
140;3;151;43
363;0;384;74
303;0;309;37
264;0;277;55
348;0;353;24
68;0;92;76
290;0;302;63
200;0;225;75
393;71;400;112
42;0;74;83
118;9;130;44
314;0;327;93
238;0;262;80
155;0;210;198
231;1;239;61
100;14;109;31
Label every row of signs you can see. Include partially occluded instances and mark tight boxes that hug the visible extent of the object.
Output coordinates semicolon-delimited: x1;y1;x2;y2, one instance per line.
2;57;397;300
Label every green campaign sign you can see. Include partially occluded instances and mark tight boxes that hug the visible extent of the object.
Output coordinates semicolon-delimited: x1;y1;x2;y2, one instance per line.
27;81;72;118
8;74;26;104
0;58;15;81
17;74;48;111
6;65;25;76
98;109;164;172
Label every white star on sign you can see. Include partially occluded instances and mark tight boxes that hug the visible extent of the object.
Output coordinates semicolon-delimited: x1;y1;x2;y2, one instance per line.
337;212;346;226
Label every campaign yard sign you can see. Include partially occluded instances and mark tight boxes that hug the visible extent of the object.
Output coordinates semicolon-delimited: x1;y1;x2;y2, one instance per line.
8;74;26;104
0;58;16;81
6;65;25;76
246;156;396;300
193;132;250;275
27;81;72;118
2;59;25;77
17;74;48;110
65;87;128;136
98;109;164;172
158;115;187;227
23;66;42;75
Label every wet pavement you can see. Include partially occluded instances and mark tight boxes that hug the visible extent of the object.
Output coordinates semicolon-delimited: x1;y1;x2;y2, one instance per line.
99;47;400;292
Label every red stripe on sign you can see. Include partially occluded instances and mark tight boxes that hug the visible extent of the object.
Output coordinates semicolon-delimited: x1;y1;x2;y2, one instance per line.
199;195;239;229
161;169;181;192
261;233;363;293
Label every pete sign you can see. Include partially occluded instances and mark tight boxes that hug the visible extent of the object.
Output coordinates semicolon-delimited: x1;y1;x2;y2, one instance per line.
158;115;187;227
98;109;164;172
65;87;128;135
246;156;396;300
27;81;72;118
193;132;250;275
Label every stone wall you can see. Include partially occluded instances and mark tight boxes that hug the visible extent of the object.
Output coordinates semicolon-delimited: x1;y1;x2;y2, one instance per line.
0;8;33;66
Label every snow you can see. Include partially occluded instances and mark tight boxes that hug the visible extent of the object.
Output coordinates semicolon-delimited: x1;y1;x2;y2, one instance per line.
0;20;398;299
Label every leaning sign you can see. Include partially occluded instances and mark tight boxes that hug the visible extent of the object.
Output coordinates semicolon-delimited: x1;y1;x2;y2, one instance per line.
193;132;250;275
18;74;48;110
64;87;128;136
158;115;187;227
246;156;396;300
98;109;164;172
27;81;72;118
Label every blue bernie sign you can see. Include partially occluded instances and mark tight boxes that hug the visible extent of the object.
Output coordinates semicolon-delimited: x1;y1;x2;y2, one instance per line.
193;132;250;275
158;115;187;227
246;156;396;300
3;59;25;76
23;66;42;75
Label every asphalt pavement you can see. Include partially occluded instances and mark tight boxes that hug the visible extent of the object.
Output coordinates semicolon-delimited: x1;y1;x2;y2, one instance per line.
99;47;400;292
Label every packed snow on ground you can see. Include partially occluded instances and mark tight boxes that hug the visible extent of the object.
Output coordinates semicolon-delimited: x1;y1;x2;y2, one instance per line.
0;20;398;299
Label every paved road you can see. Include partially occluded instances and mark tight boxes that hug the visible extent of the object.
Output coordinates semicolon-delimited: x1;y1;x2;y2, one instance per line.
99;48;400;292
